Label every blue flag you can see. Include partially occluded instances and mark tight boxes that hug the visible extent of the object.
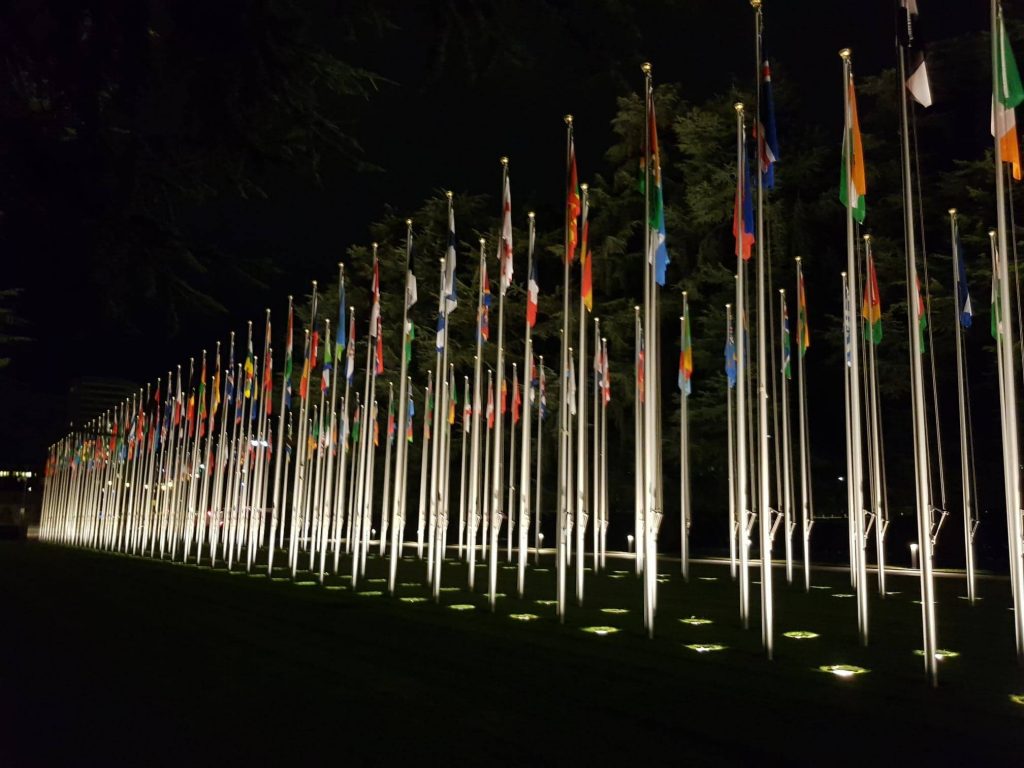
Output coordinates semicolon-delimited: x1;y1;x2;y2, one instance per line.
757;52;780;188
957;238;973;328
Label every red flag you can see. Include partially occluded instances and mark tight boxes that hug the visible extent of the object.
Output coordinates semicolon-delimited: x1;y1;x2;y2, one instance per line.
567;136;580;263
375;316;384;374
500;377;508;414
512;375;521;425
486;382;495;429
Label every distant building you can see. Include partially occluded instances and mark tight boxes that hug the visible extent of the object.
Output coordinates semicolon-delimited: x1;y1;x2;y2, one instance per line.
0;469;39;537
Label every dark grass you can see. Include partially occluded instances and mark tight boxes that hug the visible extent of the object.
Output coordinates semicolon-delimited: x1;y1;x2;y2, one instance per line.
2;541;1023;767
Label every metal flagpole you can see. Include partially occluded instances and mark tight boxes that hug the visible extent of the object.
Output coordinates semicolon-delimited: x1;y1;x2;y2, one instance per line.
642;66;655;638
600;337;610;568
534;357;545;566
460;375;470;562
592;316;601;574
517;213;536;595
950;210;978;604
575;184;590;603
389;221;415;592
507;364;519;564
734;104;751;630
862;236;888;596
337;307;356;566
467;238;487;589
992;1;1024;661
796;259;813;591
680;294;691;581
634;306;643;576
380;383;395;558
427;255;446;582
726;305;737;580
780;290;794;586
557;118;573;624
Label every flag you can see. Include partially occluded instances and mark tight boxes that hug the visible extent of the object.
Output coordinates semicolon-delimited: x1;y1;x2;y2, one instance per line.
264;349;273;416
992;250;1002;340
284;303;294;410
369;257;381;337
500;377;508;415
994;13;1024;181
567;137;580;264
436;305;446;353
444;206;458;311
733;144;755;260
512;374;521;425
637;334;646;404
346;313;356;384
862;253;883;344
448;378;457;426
299;342;311;400
244;336;254;398
798;270;810;356
581;192;593;311
336;277;347;360
500;173;514;292
567;354;577;416
643;85;670;285
407;395;415;443
486;381;495;430
915;275;928;353
679;305;693;396
352;404;361;442
375;315;384;375
405;319;415;364
724;325;737;389
539;363;548;421
782;299;792;380
839;76;867;223
388;396;397;440
198;357;207;422
756;47;780;187
322;328;333;392
898;0;932;107
212;354;221;420
424;387;433;441
526;258;539;328
463;379;472;433
407;241;419;311
843;281;852;368
601;342;610;404
956;238;973;328
373;403;379;447
478;261;491;342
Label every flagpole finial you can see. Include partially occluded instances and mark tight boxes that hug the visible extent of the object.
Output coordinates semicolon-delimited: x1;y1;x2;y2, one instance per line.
500;156;509;167
863;233;871;242
406;218;412;226
445;190;453;201
528;211;535;220
841;271;847;278
312;280;318;288
734;102;744;113
989;229;997;239
948;208;957;217
779;288;785;295
564;114;573;126
479;237;486;246
641;62;652;75
839;48;851;60
795;256;801;263
581;182;588;191
750;0;761;8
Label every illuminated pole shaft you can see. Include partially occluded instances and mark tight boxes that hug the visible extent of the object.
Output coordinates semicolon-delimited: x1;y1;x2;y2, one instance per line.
634;307;643;576
467;238;486;589
427;256;448;581
734;105;751;630
433;370;451;599
727;306;737;580
642;69;656;637
534;357;545;566
351;248;378;588
389;221;414;592
379;383;394;559
592;316;601;573
780;291;794;586
575;184;589;603
863;237;887;596
268;296;291;574
680;296;691;581
557;119;573;624
517;214;536;594
335;306;355;569
599;338;609;568
489;158;510;612
507;363;519;564
461;376;470;562
796;260;812;591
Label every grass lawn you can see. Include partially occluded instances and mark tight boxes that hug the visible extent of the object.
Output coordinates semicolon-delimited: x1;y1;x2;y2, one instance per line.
2;541;1022;766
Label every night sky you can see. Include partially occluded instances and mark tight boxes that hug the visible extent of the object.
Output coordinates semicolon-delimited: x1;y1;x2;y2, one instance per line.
0;0;1000;466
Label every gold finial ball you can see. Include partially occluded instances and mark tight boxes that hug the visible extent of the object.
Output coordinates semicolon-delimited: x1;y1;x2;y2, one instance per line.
500;156;509;166
446;190;453;200
581;182;588;191
726;302;732;309
863;233;871;242
734;102;744;113
989;229;997;237
406;218;412;226
634;305;641;312
948;208;957;216
287;294;293;300
841;271;848;278
750;0;762;8
312;280;318;287
779;288;785;294
372;242;378;249
641;62;652;75
528;211;535;220
479;237;486;245
839;48;851;60
564;114;573;125
795;256;801;263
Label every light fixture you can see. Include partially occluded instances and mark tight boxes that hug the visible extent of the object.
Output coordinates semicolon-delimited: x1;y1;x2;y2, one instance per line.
509;613;539;621
357;590;383;597
685;643;726;653
679;617;713;626
581;626;620;636
783;630;819;639
448;604;475;611
833;593;855;598
819;664;868;678
913;649;959;660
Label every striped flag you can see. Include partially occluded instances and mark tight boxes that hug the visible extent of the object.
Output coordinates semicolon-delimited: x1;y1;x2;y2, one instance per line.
994;11;1024;181
840;75;867;222
526;258;539;328
862;253;882;344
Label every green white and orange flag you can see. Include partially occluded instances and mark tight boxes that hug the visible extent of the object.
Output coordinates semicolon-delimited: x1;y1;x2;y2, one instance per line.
839;77;867;223
862;253;882;344
580;189;593;311
994;10;1024;180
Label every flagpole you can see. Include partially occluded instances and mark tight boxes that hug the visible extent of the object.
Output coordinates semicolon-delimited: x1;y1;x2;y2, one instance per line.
460;375;470;562
726;305;737;580
467;235;487;589
427;255;446;581
641;68;654;637
680;294;691;581
862;235;888;596
432;368;451;599
390;221;415;593
507;363;519;566
518;213;536;595
592;316;601;574
575;183;589;604
337;306;356;569
795;259;813;591
734;104;751;631
557;119;573;624
352;248;377;588
991;0;1024;662
950;210;977;604
779;290;795;586
634;306;643;577
600;337;609;568
534;356;545;566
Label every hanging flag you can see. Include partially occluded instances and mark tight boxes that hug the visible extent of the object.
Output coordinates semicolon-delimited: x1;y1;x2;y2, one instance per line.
369;257;381;338
724;325;737;389
197;358;207;424
346;313;356;384
915;275;928;354
581;191;593;311
407;395;415;443
407;242;419;311
798;270;811;356
512;374;521;425
388;397;396;439
644;85;670;285
373;403;380;447
405;320;415;364
375;315;384;375
444;207;458;311
601;341;610;404
898;0;932;107
322;327;333;392
862;254;883;344
284;304;294;410
336;277;347;360
994;13;1024;181
839;75;867;223
500;377;508;415
351;404;361;442
500;173;514;292
463;379;472;433
991;252;1002;340
843;281;852;368
264;349;273;416
244;336;254;398
211;354;221;420
679;304;693;396
637;334;646;404
539;363;548;421
567;138;580;264
782;299;792;380
956;238;973;328
733;142;755;260
436;305;446;353
448;378;458;426
567;354;577;416
478;261;492;342
486;381;495;430
526;258;540;328
756;44;780;187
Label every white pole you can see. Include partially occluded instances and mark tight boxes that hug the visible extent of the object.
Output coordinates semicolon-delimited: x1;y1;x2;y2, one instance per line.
734;104;751;630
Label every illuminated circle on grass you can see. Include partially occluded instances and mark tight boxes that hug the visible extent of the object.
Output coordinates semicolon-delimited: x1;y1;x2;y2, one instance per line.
913;649;959;660
324;585;346;591
439;586;460;592
294;581;317;586
832;593;855;598
697;576;718;582
402;557;416;562
248;573;265;578
612;570;629;575
367;578;386;584
448;604;476;611
534;599;558;606
810;585;831;590
494;593;507;598
502;565;517;570
783;630;819;639
400;596;428;603
357;590;383;597
533;567;550;573
400;582;421;588
1010;693;1024;706
270;577;289;582
581;626;620;636
819;664;868;678
957;595;981;601
685;643;726;653
609;574;628;580
600;608;630;614
509;613;539;621
679;617;713;626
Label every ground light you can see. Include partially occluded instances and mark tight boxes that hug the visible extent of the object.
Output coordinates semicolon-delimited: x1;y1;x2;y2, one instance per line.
819;664;868;678
810;585;831;590
679;617;713;626
914;649;959;660
833;593;855;598
581;626;620;636
609;574;627;579
600;607;629;614
357;590;383;597
782;631;819;639
400;582;420;587
325;585;345;591
1010;694;1024;706
534;567;550;572
440;586;460;592
698;576;718;582
448;604;475;611
367;578;385;584
294;581;317;586
684;643;726;653
400;596;428;603
534;599;557;606
509;613;539;621
270;577;288;582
